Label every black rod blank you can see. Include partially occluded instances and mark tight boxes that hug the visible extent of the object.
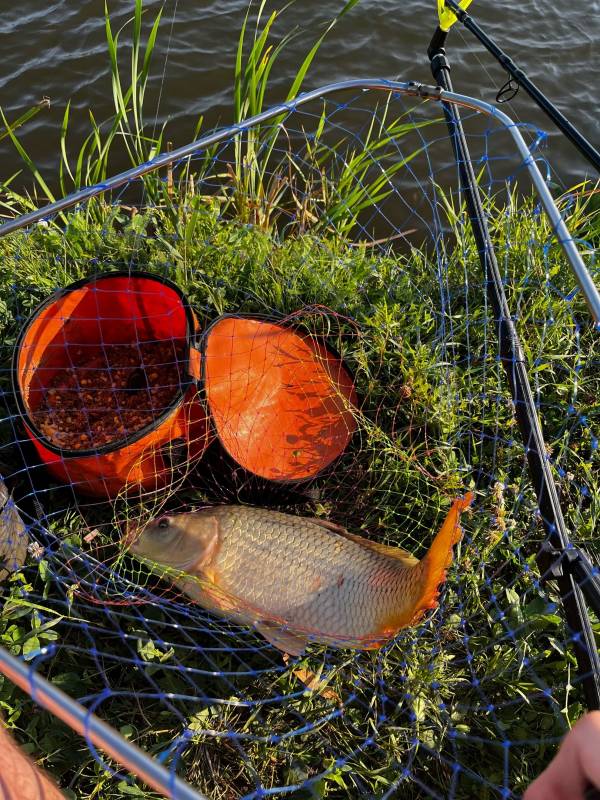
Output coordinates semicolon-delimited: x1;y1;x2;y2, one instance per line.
443;0;600;174
428;28;600;712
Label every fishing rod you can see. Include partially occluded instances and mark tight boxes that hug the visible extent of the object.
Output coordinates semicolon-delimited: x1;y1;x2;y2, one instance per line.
440;0;600;174
428;4;600;721
429;6;600;795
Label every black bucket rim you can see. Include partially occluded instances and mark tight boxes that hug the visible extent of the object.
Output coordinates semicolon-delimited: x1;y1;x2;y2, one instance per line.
12;269;198;458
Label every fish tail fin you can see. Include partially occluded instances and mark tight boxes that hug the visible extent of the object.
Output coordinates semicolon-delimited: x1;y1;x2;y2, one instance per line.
407;491;473;626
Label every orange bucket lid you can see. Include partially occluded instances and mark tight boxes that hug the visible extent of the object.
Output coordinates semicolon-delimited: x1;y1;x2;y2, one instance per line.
202;316;357;482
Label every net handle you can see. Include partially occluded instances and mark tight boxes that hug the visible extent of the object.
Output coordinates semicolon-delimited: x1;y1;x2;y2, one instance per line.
0;644;206;800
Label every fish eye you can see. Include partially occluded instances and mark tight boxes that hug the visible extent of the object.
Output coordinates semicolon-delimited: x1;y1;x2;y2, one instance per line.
157;517;170;530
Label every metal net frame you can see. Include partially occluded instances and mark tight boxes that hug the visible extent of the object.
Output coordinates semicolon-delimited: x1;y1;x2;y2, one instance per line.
0;80;599;800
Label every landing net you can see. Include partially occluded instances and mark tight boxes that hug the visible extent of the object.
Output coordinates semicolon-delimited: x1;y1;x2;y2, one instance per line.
0;84;598;799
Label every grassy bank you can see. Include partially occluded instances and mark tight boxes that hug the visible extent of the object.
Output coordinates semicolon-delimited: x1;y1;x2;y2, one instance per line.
0;190;598;799
1;2;600;799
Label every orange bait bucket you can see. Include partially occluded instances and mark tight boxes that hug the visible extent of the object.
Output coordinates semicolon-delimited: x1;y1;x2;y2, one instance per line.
13;272;210;498
202;315;358;482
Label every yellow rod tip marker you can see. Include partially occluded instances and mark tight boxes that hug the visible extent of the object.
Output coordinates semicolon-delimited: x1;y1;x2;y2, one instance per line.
437;0;474;32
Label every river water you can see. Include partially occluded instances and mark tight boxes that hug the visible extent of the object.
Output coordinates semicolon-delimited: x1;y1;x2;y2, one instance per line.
1;0;598;194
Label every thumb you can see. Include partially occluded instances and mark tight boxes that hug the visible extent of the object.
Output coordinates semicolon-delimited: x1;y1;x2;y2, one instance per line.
524;712;600;800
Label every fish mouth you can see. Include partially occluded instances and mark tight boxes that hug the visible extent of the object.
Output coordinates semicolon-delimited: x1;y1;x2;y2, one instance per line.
121;518;147;550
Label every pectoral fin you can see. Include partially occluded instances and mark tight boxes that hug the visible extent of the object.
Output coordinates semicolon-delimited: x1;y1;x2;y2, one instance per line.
291;666;342;705
255;622;309;657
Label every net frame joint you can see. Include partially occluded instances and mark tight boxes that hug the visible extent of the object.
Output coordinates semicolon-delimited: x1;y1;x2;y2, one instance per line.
406;81;444;100
542;544;600;621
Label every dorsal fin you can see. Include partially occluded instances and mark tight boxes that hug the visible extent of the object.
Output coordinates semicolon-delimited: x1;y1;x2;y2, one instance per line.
310;517;419;567
309;517;348;535
340;531;419;567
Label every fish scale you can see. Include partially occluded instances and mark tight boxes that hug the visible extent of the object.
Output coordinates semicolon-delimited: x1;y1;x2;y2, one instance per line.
212;506;408;638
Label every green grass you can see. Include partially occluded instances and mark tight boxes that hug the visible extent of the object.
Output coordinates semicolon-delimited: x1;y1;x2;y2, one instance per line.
0;2;600;799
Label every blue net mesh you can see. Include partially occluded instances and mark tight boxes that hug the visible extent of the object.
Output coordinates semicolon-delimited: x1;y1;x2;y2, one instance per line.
0;86;599;799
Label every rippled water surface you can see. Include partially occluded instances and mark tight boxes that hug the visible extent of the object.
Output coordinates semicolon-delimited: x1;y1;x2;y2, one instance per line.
1;0;598;191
